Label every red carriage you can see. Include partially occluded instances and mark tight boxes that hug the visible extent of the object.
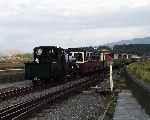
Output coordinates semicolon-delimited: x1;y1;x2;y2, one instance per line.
67;48;100;76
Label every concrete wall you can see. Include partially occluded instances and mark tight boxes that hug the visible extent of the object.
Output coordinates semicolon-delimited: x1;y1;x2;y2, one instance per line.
124;70;150;115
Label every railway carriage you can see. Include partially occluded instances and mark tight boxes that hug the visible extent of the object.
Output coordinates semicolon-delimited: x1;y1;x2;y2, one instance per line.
67;48;100;76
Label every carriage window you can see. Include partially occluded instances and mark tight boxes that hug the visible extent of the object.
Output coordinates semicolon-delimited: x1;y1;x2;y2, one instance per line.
74;53;83;62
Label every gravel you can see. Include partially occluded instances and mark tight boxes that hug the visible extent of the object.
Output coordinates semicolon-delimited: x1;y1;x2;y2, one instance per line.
28;89;106;120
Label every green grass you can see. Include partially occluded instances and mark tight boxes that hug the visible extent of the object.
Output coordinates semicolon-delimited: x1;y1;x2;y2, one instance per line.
128;61;150;83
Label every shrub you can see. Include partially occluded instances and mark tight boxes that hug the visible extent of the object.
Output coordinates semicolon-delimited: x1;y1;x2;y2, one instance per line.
128;61;150;83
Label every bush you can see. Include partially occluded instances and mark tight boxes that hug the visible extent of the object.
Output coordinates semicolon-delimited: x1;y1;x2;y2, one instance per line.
113;59;130;69
128;61;150;83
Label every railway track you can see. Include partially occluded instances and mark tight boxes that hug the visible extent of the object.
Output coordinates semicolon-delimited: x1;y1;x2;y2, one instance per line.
0;75;93;101
0;75;99;120
0;82;58;101
0;86;34;101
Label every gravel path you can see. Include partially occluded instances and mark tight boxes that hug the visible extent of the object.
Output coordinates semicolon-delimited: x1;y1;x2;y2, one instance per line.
28;89;106;120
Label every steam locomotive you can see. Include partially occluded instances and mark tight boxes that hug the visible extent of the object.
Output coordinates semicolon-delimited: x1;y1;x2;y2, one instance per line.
25;46;104;84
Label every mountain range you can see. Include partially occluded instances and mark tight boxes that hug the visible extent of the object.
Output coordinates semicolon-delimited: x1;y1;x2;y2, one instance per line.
106;37;150;47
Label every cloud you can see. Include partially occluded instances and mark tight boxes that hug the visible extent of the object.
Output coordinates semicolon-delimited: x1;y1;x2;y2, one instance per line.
1;0;150;17
0;0;150;52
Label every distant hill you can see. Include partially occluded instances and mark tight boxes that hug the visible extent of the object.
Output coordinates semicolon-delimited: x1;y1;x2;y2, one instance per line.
106;37;150;47
113;44;150;56
0;49;24;56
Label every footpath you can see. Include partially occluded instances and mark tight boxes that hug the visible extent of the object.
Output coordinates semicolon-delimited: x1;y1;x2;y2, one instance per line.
113;90;150;120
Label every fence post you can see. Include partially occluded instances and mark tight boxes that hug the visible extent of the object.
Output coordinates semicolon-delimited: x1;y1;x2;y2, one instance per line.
110;62;113;92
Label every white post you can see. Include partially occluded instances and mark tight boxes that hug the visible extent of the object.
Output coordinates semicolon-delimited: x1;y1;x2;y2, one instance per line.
110;62;113;92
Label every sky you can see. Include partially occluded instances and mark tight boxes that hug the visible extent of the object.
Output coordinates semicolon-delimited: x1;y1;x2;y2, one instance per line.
0;0;150;53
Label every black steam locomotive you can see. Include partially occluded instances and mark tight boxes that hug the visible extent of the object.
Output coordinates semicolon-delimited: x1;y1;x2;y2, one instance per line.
25;46;78;84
